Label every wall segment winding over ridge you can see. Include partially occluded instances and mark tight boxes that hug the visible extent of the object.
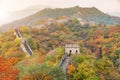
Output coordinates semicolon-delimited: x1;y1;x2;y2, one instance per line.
58;53;71;80
14;28;33;56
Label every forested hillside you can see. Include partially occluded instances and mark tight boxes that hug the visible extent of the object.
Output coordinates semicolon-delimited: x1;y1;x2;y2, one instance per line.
79;7;120;24
0;18;120;80
1;6;120;32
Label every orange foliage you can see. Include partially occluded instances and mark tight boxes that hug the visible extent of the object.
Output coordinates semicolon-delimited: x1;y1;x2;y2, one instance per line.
109;26;120;33
105;37;113;43
67;63;76;76
37;55;45;63
0;56;19;80
95;36;104;43
6;57;18;65
95;30;102;36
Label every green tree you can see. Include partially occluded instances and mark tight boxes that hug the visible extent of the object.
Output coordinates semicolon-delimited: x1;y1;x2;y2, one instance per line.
27;36;35;49
95;57;115;79
73;62;99;80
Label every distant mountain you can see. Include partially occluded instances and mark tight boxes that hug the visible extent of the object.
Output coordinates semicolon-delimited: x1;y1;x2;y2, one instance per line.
9;5;52;20
78;7;120;24
0;5;51;25
0;6;120;32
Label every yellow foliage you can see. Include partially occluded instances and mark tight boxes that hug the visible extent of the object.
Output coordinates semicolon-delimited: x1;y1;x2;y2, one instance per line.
36;19;48;25
56;23;65;27
48;61;56;67
56;16;67;20
22;73;51;80
19;26;30;34
14;38;21;47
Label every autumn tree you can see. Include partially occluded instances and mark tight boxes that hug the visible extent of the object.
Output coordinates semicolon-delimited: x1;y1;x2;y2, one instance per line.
94;57;120;79
67;63;76;77
0;56;19;80
73;62;99;80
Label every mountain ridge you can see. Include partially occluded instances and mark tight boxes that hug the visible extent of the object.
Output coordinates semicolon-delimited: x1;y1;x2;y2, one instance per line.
0;6;120;32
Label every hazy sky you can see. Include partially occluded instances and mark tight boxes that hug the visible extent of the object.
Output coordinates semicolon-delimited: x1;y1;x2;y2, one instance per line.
0;0;120;12
0;0;120;24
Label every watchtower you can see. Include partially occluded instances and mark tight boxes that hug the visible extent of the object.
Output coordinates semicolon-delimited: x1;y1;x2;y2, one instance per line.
65;44;80;54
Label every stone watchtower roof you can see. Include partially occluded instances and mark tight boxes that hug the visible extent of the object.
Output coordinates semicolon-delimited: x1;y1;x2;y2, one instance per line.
65;44;79;48
65;44;80;54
